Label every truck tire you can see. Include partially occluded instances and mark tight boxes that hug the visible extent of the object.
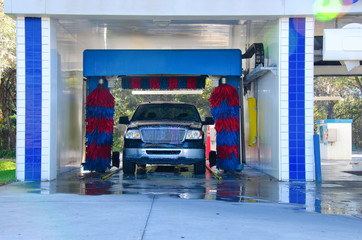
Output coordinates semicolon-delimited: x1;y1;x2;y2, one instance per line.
209;151;217;167
123;158;136;175
112;151;120;168
194;160;205;175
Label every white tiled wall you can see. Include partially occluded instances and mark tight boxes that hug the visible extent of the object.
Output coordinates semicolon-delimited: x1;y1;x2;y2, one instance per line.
305;17;315;181
254;19;280;179
16;17;25;181
41;17;57;181
257;71;280;178
41;17;51;180
279;18;289;181
279;182;290;203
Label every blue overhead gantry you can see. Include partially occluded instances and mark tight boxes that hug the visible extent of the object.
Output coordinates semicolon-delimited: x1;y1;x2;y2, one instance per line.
83;49;242;77
83;49;242;91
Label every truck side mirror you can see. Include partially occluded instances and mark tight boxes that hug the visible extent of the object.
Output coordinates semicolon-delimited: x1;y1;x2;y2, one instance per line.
202;117;214;125
119;116;130;125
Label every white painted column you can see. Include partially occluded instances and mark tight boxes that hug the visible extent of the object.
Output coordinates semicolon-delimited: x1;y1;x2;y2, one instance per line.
305;17;315;181
16;17;26;181
41;17;57;181
279;18;290;181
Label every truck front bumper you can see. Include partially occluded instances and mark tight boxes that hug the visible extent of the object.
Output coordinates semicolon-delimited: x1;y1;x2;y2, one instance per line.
124;148;204;165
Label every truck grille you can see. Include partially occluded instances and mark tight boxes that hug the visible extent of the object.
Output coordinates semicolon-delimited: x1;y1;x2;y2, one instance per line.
140;127;186;144
146;150;181;155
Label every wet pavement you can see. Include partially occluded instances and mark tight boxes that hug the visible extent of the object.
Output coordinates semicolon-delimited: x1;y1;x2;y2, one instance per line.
322;152;362;181
1;158;362;240
3;159;362;217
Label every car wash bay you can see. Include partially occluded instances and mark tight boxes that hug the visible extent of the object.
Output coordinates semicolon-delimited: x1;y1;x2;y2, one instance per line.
61;46;360;217
83;49;241;174
13;12;362;215
12;15;338;195
17;17;316;182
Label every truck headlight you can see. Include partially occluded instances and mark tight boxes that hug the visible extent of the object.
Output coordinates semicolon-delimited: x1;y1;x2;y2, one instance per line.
186;130;202;140
125;129;141;139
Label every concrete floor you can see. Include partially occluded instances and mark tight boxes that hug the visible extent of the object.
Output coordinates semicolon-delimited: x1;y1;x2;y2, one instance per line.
0;155;361;239
3;157;362;216
322;152;362;181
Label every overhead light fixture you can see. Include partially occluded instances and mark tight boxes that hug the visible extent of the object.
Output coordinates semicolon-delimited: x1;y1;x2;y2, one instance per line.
208;75;221;87
106;75;118;88
132;90;203;95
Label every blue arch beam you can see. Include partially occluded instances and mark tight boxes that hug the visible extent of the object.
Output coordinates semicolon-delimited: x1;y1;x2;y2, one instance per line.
83;49;242;77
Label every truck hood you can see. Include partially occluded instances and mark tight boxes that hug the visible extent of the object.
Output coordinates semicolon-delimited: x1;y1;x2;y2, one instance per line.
128;121;202;129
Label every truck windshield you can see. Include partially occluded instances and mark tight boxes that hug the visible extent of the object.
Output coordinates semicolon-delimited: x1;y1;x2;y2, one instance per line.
131;104;201;122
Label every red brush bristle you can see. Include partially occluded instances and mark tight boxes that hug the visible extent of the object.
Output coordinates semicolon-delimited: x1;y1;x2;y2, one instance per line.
86;88;115;108
216;145;239;160
86;143;112;160
208;84;239;108
86;118;114;133
215;117;239;132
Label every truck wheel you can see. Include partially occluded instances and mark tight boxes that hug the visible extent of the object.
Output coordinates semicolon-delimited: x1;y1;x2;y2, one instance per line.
194;160;206;175
112;151;120;168
209;151;217;167
123;158;136;175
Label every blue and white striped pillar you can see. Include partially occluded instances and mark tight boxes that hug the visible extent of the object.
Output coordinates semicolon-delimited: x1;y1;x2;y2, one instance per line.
279;17;315;182
16;17;56;181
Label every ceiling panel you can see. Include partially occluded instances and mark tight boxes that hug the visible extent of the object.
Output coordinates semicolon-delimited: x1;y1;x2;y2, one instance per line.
53;17;281;71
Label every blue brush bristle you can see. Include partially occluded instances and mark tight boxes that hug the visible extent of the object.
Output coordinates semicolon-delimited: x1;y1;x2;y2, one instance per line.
84;157;111;172
86;106;114;120
86;131;113;145
211;101;239;120
216;153;239;172
216;131;239;146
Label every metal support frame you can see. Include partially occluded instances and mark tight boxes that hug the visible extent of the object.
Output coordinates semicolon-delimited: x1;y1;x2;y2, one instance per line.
239;77;246;164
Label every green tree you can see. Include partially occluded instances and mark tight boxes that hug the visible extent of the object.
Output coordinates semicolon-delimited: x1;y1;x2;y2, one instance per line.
314;76;362;150
0;0;16;150
0;67;16;149
0;0;15;72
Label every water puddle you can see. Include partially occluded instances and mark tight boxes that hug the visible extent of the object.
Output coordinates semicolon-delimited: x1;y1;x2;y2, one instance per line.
5;165;361;217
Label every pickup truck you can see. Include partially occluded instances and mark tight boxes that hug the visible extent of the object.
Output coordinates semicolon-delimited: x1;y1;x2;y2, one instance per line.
119;102;213;174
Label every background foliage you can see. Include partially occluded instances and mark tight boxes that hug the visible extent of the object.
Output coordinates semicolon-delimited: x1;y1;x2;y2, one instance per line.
314;76;362;150
0;0;16;152
0;160;16;184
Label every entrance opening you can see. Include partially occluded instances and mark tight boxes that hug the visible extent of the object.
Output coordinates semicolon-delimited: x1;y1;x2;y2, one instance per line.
83;49;242;175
